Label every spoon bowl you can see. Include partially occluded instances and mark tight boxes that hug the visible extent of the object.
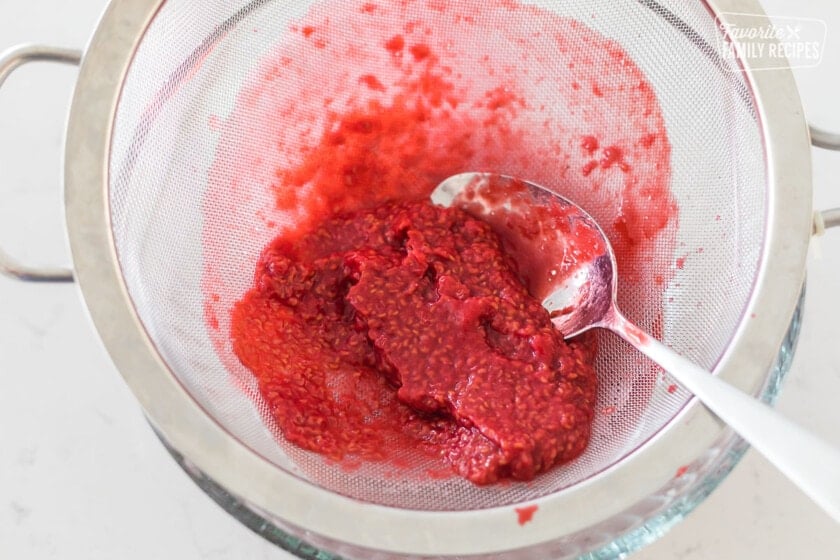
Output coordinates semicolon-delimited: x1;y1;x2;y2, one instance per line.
433;172;617;338
433;172;840;523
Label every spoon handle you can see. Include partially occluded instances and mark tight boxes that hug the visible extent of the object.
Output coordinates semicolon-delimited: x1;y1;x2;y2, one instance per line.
607;310;840;524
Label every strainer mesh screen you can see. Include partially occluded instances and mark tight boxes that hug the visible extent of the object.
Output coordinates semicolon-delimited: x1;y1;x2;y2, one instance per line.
109;0;765;510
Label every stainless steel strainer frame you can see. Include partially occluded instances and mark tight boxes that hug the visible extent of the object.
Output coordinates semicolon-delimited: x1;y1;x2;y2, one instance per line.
1;0;838;556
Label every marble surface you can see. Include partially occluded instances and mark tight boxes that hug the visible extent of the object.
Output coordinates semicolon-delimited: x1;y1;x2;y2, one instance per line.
1;1;838;558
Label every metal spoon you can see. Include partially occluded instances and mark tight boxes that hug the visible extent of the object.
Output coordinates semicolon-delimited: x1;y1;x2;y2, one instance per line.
433;172;840;523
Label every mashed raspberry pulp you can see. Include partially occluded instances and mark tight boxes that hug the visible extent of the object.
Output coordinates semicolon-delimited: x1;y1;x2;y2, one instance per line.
232;201;598;484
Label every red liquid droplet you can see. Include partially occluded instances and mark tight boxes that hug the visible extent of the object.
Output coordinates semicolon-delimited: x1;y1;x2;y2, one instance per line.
409;43;432;61
639;133;658;148
600;145;623;169
581;135;599;154
385;34;405;53
359;74;386;91
515;504;539;526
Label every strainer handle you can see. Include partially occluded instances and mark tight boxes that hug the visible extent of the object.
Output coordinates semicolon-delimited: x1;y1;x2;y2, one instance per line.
608;310;840;524
809;124;840;152
808;125;840;231
0;44;81;283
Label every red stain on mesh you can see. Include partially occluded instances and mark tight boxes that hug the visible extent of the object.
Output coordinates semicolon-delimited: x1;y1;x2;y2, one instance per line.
639;133;658;148
515;504;539;525
581;135;599;154
272;98;473;223
600;145;624;170
483;86;522;111
359;74;386;91
205;303;219;331
409;43;432;61
385;34;405;53
667;384;678;394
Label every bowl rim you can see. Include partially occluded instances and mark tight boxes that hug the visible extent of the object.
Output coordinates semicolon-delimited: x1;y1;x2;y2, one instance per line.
63;0;812;555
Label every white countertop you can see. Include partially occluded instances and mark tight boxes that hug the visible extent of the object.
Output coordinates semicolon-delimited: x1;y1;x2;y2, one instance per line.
1;1;839;558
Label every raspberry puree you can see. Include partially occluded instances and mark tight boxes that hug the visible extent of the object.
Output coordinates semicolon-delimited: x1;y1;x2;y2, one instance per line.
205;0;677;484
232;201;597;484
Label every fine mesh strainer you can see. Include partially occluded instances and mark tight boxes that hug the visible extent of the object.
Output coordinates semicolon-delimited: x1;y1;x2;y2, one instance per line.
2;0;839;558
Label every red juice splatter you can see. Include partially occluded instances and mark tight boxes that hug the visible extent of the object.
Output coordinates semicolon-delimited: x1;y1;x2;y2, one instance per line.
515;504;539;526
359;74;386;91
409;43;432;60
639;133;658;148
581;135;599;154
600;145;623;169
483;86;523;111
204;303;219;331
385;34;405;53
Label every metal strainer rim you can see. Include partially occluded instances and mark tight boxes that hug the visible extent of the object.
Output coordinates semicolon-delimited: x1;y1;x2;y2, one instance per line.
63;0;812;555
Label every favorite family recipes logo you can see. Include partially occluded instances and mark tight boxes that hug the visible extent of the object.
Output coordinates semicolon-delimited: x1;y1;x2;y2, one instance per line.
716;13;826;70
